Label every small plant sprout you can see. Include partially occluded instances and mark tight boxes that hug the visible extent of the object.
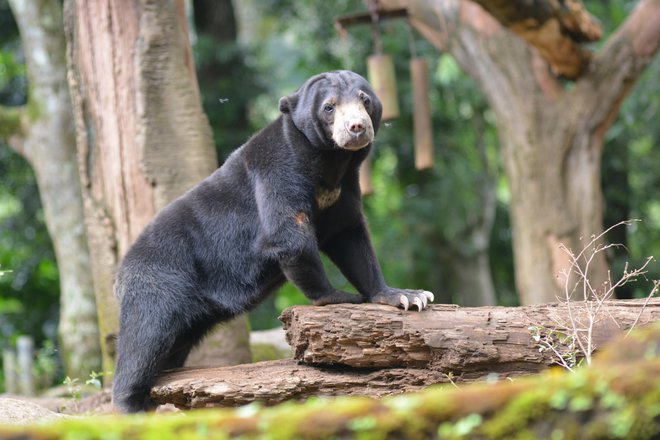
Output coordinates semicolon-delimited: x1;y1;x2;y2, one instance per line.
64;376;81;401
85;371;106;389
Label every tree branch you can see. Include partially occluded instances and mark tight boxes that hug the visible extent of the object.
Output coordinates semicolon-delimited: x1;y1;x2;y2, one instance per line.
470;0;602;78
380;0;601;79
575;0;660;142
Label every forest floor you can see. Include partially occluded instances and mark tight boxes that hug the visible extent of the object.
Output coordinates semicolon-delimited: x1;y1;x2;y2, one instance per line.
0;390;114;424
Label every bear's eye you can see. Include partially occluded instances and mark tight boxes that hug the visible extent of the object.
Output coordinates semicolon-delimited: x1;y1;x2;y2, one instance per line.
360;93;371;106
323;103;335;113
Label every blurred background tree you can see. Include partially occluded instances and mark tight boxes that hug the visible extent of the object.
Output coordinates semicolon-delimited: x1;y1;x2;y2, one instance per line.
1;0;101;391
0;0;657;391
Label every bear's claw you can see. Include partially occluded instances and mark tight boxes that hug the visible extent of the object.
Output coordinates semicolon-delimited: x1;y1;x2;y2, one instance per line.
400;295;409;311
372;288;435;311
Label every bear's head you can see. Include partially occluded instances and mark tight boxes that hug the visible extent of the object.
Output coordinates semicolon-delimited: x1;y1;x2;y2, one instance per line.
279;70;383;151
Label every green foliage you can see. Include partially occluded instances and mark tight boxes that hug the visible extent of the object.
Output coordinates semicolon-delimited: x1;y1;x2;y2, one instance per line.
63;371;108;401
0;145;60;351
33;339;58;391
194;34;265;161
0;4;61;391
581;0;660;298
601;57;660;298
0;50;24;92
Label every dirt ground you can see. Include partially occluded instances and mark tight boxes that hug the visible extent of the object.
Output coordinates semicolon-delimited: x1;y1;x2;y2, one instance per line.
0;390;114;424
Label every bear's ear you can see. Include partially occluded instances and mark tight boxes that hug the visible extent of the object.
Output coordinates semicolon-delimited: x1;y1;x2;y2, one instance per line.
279;94;298;114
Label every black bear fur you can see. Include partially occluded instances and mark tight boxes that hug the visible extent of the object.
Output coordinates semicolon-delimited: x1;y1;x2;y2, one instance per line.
112;71;433;412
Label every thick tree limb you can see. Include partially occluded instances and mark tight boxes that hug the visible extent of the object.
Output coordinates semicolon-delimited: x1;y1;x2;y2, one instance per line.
473;0;602;42
470;0;602;78
379;0;602;79
379;0;658;307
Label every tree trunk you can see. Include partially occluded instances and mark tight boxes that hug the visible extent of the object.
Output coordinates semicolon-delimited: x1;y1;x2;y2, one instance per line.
382;0;660;304
4;0;101;378
444;250;497;306
64;0;251;375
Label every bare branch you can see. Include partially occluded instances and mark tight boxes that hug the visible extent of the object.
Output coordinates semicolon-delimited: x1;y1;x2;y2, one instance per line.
627;279;660;337
549;221;657;368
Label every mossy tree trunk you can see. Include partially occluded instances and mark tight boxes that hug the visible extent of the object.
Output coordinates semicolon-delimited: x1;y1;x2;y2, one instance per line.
2;0;101;379
381;0;660;304
63;0;251;376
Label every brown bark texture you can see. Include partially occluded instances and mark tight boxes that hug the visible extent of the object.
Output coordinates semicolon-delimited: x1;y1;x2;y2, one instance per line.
282;301;659;370
380;0;660;305
4;0;101;378
151;359;455;408
151;299;659;408
469;0;602;78
64;0;250;374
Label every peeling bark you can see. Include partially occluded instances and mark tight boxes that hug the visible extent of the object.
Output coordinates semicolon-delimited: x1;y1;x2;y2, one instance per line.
470;0;602;78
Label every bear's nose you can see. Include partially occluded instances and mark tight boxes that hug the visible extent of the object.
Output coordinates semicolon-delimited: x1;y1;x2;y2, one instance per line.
345;119;366;135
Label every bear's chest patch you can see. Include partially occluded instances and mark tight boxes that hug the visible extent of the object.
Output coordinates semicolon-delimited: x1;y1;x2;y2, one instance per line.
315;186;342;210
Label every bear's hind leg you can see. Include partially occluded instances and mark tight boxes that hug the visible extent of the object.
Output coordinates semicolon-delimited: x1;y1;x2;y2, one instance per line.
112;298;217;412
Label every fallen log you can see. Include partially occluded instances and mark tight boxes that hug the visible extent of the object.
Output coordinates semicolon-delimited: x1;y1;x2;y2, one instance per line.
281;299;660;372
151;359;460;409
152;299;659;409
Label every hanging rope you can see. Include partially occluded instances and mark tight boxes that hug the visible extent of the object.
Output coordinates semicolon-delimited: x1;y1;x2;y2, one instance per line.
368;0;383;55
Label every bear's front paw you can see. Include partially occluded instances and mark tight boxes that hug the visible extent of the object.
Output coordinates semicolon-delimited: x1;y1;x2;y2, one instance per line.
371;288;434;311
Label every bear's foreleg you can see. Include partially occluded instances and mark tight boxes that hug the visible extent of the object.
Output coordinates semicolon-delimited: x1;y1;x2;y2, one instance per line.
323;221;434;311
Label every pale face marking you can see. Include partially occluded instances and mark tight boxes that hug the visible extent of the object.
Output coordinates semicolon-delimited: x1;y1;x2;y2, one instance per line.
330;94;374;150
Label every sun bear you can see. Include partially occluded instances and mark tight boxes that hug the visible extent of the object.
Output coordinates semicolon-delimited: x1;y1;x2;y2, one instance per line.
112;70;434;412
